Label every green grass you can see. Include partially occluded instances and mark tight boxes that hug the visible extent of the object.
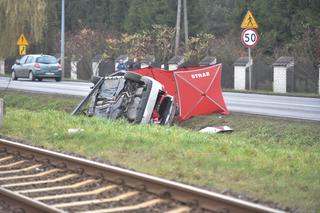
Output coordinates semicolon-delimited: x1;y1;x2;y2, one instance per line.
0;91;320;212
0;90;80;112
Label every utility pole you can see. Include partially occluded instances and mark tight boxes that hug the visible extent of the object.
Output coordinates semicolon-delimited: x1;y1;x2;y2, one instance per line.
61;0;65;80
183;0;189;52
175;0;181;56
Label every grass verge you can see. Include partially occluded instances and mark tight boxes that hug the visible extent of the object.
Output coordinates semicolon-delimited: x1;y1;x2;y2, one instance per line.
0;91;319;212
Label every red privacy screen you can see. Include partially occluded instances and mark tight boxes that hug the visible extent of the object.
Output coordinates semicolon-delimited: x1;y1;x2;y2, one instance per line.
133;64;229;121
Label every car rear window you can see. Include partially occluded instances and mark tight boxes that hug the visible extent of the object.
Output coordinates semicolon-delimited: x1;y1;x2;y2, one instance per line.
36;56;57;64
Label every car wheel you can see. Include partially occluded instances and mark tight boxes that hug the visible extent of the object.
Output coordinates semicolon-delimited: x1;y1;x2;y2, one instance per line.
12;70;17;80
38;78;43;82
28;71;35;81
124;71;142;83
55;77;61;82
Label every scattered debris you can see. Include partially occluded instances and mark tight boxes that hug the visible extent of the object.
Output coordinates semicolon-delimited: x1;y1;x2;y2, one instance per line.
199;126;233;134
68;128;84;134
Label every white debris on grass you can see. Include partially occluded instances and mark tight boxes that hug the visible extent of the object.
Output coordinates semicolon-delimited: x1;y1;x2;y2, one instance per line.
68;128;84;134
199;126;233;134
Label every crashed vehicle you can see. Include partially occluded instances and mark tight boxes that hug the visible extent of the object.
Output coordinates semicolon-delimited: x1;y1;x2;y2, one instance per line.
72;71;176;125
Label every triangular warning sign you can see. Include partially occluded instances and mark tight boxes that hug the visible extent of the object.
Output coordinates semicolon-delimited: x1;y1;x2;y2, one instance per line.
16;34;29;46
241;10;258;29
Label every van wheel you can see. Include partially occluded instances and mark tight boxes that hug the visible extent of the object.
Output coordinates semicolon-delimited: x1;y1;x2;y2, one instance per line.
29;71;35;81
55;77;61;82
38;78;43;82
12;70;17;80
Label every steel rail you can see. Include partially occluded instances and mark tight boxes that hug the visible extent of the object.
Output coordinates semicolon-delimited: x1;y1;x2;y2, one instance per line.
0;138;285;213
0;187;64;213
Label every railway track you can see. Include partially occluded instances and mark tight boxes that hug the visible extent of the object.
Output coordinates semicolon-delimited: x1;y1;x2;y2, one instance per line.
0;138;284;213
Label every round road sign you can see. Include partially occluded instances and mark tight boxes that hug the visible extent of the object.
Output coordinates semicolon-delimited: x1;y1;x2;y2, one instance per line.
241;28;259;48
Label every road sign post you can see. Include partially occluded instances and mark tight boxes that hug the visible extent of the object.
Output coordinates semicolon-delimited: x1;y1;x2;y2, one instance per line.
16;34;29;56
0;99;4;128
248;48;252;90
61;0;65;80
241;28;259;90
240;10;259;91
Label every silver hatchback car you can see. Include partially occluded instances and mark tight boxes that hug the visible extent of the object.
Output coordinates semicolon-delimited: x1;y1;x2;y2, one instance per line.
72;71;176;125
11;54;62;82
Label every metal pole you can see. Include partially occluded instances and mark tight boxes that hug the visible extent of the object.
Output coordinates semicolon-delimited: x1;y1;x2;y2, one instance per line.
248;47;252;90
183;0;189;52
0;99;4;128
61;0;65;80
175;0;181;56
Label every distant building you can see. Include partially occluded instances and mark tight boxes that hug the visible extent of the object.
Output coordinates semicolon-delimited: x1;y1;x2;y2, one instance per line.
234;57;250;90
272;57;294;93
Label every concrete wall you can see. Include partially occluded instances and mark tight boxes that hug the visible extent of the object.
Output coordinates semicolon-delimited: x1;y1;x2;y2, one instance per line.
141;63;149;69
0;59;4;75
92;61;99;77
234;66;246;90
273;66;287;93
70;60;78;80
168;64;178;71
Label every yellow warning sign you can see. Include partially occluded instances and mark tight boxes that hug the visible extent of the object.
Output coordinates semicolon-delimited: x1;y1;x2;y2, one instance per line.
19;45;26;55
16;34;29;46
241;10;258;29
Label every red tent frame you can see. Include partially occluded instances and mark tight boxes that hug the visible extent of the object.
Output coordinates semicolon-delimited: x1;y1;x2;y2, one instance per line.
174;64;229;121
133;64;229;121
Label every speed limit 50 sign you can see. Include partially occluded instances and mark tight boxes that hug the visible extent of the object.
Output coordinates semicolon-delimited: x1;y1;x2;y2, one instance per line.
241;28;259;48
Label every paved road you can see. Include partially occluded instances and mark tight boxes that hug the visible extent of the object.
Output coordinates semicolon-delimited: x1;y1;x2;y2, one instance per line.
1;77;320;121
0;77;91;96
223;92;320;121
